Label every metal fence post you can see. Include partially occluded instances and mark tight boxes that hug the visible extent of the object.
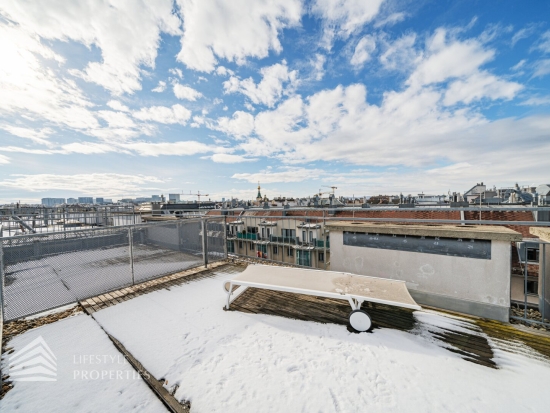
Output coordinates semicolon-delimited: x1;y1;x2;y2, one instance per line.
223;215;228;259
128;227;135;285
0;239;5;381
202;218;208;268
542;243;546;323
528;241;529;320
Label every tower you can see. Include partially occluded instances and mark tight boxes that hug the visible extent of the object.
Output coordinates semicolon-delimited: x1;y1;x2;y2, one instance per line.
256;182;262;200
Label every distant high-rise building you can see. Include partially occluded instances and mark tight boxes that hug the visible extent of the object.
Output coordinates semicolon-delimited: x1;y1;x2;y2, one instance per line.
168;194;180;202
152;195;161;202
96;197;104;204
103;199;113;204
78;197;93;204
135;197;152;203
67;198;77;204
41;198;65;207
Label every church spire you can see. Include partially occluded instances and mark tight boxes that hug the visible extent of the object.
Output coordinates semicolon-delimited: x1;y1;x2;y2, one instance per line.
256;181;262;200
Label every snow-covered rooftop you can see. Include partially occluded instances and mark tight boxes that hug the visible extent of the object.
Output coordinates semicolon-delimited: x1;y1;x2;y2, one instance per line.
2;264;550;412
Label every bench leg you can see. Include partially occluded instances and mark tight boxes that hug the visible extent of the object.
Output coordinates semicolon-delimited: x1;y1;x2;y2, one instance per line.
226;285;249;310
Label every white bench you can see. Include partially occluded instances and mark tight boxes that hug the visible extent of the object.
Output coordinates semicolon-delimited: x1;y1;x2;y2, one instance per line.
223;264;421;332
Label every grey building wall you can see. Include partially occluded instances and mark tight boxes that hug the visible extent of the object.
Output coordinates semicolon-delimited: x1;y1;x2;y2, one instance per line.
329;231;512;322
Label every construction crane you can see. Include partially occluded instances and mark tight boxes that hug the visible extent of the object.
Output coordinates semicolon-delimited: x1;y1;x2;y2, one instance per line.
318;185;337;196
183;190;209;207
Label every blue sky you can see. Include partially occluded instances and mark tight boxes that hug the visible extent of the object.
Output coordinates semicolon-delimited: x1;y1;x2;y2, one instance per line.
0;0;549;203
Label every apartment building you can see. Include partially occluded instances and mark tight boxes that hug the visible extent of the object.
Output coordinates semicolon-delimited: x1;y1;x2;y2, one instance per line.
225;217;330;269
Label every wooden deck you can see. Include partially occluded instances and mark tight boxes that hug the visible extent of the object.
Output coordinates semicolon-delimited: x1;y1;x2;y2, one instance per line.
10;261;548;372
227;275;550;370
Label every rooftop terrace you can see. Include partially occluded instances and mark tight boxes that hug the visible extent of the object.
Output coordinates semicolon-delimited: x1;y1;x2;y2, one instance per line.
2;262;550;412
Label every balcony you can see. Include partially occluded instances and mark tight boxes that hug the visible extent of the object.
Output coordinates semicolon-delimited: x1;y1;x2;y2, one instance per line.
237;232;258;240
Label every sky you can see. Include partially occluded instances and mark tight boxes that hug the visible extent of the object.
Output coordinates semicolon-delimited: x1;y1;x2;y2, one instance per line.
0;0;549;203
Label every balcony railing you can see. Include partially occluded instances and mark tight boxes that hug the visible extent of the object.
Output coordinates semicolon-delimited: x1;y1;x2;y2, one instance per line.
236;232;258;240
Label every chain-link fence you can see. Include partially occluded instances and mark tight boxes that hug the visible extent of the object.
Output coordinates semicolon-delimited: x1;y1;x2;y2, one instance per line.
0;218;226;322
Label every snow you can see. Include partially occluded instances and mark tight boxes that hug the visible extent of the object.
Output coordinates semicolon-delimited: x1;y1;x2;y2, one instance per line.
91;270;550;413
0;314;166;413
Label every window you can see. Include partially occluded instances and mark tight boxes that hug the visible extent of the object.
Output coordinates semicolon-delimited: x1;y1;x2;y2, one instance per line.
261;227;265;238
318;252;324;262
527;248;539;263
287;247;294;257
267;228;271;238
238;241;243;249
273;245;278;255
297;250;310;266
302;230;306;242
309;231;313;242
282;229;295;238
526;280;538;295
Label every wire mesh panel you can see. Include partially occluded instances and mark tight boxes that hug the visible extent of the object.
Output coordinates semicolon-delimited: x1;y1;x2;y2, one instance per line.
1;228;133;321
206;218;227;263
131;220;203;283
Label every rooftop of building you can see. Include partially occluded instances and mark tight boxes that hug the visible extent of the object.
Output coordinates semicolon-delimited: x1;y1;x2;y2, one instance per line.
2;261;550;411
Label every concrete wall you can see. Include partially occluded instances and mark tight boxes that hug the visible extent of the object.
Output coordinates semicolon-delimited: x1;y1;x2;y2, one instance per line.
330;231;512;322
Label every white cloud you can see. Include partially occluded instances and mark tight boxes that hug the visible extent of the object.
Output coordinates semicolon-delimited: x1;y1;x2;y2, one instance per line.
533;59;550;78
107;100;130;112
379;33;417;71
132;104;192;125
407;29;495;87
511;59;526;71
214;67;538;174
176;0;302;72
351;35;376;68
223;62;298;107
0;125;53;145
152;81;167;93
0;154;10;164
519;96;550;106
511;24;539;47
443;72;522;106
61;142;116;155
232;167;324;183
374;12;406;28
534;30;550;54
169;68;184;79
210;153;256;163
213;111;255;138
215;66;234;76
0;146;54;155
311;53;326;80
120;141;217;156
0;22;99;130
97;110;137;129
173;83;203;101
311;0;384;48
0;173;165;197
1;0;181;95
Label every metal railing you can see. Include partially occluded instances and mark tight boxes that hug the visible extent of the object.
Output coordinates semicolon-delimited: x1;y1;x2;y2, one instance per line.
0;205;141;236
0;217;226;322
510;240;549;328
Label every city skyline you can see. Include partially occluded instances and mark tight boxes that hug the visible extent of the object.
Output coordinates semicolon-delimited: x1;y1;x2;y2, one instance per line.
1;0;549;203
